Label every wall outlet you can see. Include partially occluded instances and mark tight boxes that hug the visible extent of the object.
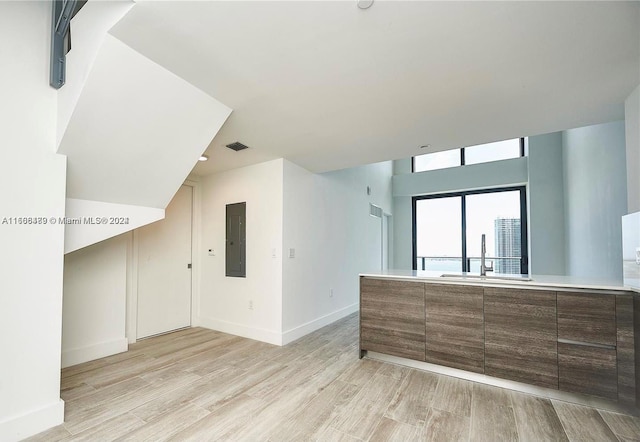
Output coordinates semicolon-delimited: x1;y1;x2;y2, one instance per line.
208;249;215;256
249;300;254;310
329;288;334;298
289;248;295;258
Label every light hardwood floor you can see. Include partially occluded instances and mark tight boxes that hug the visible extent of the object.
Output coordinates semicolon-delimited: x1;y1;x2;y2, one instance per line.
28;313;640;441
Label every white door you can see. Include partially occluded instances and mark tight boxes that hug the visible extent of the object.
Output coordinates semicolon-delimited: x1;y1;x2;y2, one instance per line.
137;185;193;339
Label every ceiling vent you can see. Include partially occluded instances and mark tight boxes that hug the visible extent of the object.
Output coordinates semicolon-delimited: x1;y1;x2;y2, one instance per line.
226;142;249;152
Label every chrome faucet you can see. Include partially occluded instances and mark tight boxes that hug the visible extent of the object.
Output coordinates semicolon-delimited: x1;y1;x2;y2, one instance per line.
480;234;493;276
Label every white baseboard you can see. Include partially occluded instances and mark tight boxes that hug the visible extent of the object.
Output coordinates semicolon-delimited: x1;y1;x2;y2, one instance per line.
61;338;128;368
282;303;358;345
197;317;283;346
0;399;64;442
197;304;358;347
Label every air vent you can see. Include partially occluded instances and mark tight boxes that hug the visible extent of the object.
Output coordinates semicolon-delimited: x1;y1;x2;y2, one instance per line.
226;142;249;152
369;203;382;219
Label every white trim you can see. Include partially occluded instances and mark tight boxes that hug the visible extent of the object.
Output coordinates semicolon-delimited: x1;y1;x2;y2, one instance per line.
197;316;283;346
127;181;198;343
281;303;359;345
125;231;137;344
127;229;139;344
184;178;201;327
61;338;128;368
0;399;64;442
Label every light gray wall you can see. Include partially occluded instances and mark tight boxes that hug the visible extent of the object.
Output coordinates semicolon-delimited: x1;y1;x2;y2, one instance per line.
625;85;640;213
392;157;528;197
563;120;627;281
392;158;412;269
392;157;528;270
393;195;413;270
528;132;566;275
393;157;412;175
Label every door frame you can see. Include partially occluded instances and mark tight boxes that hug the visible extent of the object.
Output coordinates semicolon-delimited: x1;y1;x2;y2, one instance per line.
126;179;200;343
383;213;393;270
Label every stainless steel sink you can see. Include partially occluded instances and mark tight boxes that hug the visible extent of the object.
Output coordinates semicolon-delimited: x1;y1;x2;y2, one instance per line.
440;273;532;282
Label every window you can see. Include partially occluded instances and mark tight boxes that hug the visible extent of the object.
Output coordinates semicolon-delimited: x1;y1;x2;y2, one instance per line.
412;149;461;172
464;138;523;165
413;187;528;274
412;138;525;173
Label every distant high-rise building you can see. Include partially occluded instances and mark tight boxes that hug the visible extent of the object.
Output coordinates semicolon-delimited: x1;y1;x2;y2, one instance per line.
494;218;521;274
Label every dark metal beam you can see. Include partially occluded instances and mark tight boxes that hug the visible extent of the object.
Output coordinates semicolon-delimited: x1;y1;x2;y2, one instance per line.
50;0;86;89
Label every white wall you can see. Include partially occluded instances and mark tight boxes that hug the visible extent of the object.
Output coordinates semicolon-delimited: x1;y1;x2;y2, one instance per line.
198;160;284;345
528;132;566;275
625;85;640;213
281;160;393;344
563;120;627;281
0;2;67;440
62;235;130;368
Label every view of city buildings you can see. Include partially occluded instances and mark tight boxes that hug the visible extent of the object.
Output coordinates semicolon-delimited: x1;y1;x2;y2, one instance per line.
494;217;521;273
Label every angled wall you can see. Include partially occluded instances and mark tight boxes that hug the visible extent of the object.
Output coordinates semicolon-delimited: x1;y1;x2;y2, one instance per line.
64;199;163;253
57;0;135;148
56;5;232;251
58;34;231;209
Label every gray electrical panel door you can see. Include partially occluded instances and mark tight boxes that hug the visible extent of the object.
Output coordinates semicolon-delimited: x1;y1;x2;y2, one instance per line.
226;202;246;277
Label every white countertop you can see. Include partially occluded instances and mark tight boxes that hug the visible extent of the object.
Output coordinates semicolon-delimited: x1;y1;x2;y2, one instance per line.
360;269;640;294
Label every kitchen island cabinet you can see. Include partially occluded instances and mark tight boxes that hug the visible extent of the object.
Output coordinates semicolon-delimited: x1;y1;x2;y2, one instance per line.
484;287;558;389
359;272;639;410
424;283;484;373
360;278;425;361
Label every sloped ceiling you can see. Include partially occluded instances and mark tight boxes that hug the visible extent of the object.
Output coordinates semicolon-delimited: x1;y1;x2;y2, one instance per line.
110;1;640;174
58;34;232;208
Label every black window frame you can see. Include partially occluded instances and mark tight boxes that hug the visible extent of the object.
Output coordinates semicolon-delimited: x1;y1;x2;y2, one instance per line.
411;138;525;173
412;186;528;274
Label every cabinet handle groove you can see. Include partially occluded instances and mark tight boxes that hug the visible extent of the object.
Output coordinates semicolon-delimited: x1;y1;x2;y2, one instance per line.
557;338;616;350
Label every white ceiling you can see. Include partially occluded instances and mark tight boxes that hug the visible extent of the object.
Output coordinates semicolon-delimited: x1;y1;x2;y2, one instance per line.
111;1;640;175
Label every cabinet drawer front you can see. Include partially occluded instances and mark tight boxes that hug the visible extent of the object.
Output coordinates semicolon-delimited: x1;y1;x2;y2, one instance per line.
557;292;616;346
425;284;484;373
484;287;558;389
360;278;425;361
558;343;617;400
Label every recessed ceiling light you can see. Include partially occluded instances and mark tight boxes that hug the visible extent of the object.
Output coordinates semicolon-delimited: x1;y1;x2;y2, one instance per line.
357;0;374;9
420;144;431;149
198;155;209;162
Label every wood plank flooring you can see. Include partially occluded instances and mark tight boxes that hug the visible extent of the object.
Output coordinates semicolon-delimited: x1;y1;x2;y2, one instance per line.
27;313;640;441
